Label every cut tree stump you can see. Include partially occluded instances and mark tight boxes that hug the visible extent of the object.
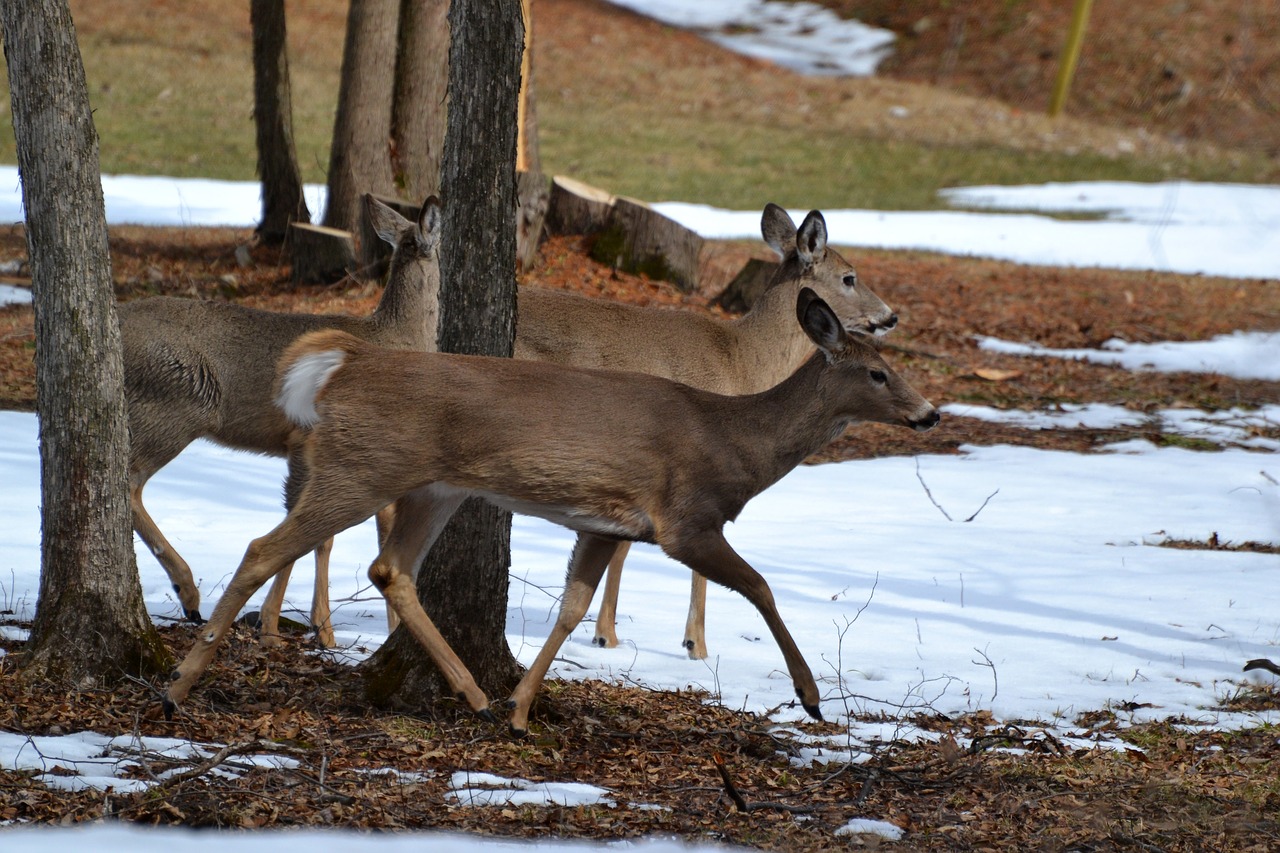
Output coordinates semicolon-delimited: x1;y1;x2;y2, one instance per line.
545;174;615;236
712;258;780;313
290;222;357;284
598;196;704;293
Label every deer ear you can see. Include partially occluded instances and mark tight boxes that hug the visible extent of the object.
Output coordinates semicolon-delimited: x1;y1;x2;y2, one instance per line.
365;194;411;247
796;286;845;354
760;203;796;258
417;196;442;253
794;210;828;268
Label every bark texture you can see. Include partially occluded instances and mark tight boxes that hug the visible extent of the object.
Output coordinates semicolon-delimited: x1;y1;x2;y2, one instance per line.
1;0;170;682
362;0;524;709
250;0;311;244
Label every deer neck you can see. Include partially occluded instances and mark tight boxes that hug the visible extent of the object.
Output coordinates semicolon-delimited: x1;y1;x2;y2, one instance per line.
728;279;815;393
371;259;440;343
720;353;849;493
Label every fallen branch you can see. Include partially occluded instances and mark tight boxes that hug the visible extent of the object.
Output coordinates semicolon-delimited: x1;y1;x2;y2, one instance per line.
712;753;815;814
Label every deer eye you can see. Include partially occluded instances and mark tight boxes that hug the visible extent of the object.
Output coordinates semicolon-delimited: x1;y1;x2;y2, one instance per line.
842;273;857;289
869;369;887;385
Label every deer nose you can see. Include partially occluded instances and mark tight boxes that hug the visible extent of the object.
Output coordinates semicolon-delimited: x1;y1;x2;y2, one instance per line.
910;409;940;431
872;314;898;336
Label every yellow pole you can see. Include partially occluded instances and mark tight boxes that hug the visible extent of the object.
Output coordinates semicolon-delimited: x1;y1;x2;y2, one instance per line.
1048;0;1094;117
516;0;532;171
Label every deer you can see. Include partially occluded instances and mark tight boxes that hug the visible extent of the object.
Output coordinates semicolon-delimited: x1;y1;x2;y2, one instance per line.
263;202;899;658
160;286;939;736
121;195;441;645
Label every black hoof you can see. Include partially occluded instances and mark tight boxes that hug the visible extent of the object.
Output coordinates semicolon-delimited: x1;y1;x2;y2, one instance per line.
162;696;177;721
477;707;498;724
508;723;528;739
593;637;606;647
186;609;204;624
803;702;823;722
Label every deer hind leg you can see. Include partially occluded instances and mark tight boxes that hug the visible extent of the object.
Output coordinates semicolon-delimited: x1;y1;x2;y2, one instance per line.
683;572;709;660
163;499;373;717
365;485;490;718
508;533;620;737
374;503;401;634
592;540;630;648
664;530;822;721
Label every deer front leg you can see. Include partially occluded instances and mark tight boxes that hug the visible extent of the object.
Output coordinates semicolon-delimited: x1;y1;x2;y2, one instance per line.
508;534;620;737
367;486;491;719
131;482;203;623
683;572;709;660
592;541;630;648
664;531;822;721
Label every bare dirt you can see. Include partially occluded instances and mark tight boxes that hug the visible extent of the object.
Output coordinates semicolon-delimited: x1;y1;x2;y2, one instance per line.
2;0;1279;849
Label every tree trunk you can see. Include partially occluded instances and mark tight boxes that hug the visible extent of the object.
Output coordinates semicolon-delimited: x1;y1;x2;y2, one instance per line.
391;0;449;201
361;0;523;709
1;0;170;682
250;0;311;245
321;0;399;233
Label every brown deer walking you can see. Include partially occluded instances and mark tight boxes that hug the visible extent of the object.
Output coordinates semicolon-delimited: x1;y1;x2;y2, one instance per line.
267;202;898;657
122;195;440;643
161;287;937;734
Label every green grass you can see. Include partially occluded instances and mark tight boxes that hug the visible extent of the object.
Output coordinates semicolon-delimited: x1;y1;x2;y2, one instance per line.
0;5;1272;213
537;107;1257;212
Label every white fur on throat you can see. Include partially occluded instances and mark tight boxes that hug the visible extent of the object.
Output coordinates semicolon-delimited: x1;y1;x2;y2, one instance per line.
276;350;345;428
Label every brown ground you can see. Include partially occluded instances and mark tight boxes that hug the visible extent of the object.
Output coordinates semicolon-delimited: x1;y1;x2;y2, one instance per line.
811;0;1280;158
2;0;1280;849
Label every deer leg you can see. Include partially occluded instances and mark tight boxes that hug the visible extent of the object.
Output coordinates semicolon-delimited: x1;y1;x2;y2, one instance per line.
508;534;620;736
683;572;709;660
258;557;297;648
309;536;335;647
365;485;491;718
664;531;822;721
130;480;203;623
592;540;630;648
374;503;400;634
163;501;374;717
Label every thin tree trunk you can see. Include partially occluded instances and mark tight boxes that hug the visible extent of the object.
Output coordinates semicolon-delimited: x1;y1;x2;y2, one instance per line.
251;0;311;244
361;0;523;709
391;0;449;200
1;0;170;682
321;0;399;233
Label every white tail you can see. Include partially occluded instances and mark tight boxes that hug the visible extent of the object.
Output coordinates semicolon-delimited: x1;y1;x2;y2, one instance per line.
121;194;441;640
291;202;900;656
162;287;938;735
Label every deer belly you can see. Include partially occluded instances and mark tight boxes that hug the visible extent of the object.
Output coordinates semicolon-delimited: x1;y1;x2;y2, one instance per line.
478;491;655;542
